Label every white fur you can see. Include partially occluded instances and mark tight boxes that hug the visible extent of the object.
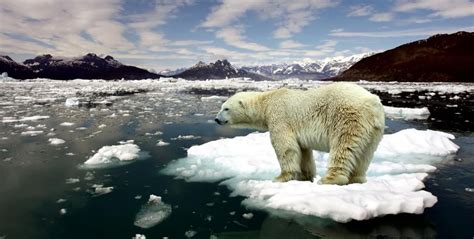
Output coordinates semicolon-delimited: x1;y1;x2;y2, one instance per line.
216;83;385;185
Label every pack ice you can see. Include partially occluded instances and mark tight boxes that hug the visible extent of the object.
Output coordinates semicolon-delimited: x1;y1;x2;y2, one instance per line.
162;128;459;222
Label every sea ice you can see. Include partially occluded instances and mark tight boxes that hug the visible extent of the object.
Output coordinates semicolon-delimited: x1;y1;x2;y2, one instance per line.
49;138;65;145
81;142;148;169
134;195;172;229
383;106;430;120
156;140;170;146
20;130;43;136
162;128;459;222
184;230;197;238
2;115;50;123
89;184;114;196
132;234;146;239
171;135;201;140
60;122;75;126
60;208;67;215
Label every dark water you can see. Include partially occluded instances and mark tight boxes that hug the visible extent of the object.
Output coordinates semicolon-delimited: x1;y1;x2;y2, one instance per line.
0;83;473;239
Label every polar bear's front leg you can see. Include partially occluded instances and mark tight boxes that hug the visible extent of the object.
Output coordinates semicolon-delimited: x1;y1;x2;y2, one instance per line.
270;131;302;182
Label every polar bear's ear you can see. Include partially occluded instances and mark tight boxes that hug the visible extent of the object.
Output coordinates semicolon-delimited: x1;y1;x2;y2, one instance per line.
238;100;245;109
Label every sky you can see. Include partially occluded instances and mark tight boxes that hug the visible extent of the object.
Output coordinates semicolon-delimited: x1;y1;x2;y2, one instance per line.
0;0;473;71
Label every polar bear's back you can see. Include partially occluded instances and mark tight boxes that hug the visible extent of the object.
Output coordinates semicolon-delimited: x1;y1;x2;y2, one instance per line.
266;83;384;151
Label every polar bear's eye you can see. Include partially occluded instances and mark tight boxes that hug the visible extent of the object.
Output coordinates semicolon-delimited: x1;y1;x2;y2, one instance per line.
224;108;229;111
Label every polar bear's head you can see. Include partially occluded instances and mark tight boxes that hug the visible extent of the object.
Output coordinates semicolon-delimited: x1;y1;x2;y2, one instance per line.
215;92;266;130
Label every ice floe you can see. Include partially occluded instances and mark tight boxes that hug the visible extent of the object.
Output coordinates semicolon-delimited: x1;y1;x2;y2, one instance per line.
20;130;43;136
162;129;459;222
383;106;430;120
89;184;114;196
2;115;50;123
156;140;170;146
134;195;172;229
59;122;75;126
49;138;65;145
171;135;201;140
132;234;146;239
80;142;149;169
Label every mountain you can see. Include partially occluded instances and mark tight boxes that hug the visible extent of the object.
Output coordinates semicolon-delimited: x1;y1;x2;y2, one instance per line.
333;31;474;82
173;59;269;80
0;55;33;79
240;52;374;80
0;53;162;80
159;67;188;76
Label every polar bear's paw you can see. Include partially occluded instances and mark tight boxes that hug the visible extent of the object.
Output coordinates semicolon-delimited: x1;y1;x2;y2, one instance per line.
318;175;349;185
274;171;314;182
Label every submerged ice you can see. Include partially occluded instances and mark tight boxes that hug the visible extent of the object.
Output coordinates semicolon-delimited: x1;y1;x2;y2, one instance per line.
134;195;172;229
162;129;459;222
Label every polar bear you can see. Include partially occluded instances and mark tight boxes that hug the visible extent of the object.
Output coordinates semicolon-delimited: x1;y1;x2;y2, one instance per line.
215;83;385;185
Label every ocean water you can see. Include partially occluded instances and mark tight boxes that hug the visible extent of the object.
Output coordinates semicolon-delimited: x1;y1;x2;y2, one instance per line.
0;78;473;239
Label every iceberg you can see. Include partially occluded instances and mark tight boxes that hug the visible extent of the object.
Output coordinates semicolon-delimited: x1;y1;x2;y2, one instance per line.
162;129;459;222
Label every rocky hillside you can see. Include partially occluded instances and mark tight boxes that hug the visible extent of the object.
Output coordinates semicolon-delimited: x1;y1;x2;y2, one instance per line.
173;59;268;80
0;53;162;80
332;31;474;82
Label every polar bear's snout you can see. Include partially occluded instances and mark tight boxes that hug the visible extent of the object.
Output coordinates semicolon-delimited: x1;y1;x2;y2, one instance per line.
215;111;229;125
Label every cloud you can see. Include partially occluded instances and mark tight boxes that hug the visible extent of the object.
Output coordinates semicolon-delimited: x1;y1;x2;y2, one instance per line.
330;26;474;37
369;12;395;22
348;5;374;17
201;0;338;45
279;40;306;49
394;0;474;18
215;27;269;51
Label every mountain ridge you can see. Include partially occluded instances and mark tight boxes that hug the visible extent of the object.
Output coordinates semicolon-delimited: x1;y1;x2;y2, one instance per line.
0;53;162;80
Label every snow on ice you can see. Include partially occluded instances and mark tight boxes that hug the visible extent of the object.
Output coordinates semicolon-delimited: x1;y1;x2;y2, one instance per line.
134;195;172;229
162;129;459;222
383;106;430;120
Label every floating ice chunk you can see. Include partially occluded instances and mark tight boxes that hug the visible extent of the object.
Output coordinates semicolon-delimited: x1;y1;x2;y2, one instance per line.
201;95;227;101
185;230;197;238
132;234;146;239
134;195;172;229
65;97;81;107
145;131;163;136
49;138;65;145
98;124;107;129
156;140;170;146
242;213;254;219
60;122;75;126
21;130;43;136
171;135;201;140
162;129;459;222
383;106;430;120
81;143;148;169
60;208;67;215
56;198;67;203
2;115;50;123
65;178;80;184
90;184;114;196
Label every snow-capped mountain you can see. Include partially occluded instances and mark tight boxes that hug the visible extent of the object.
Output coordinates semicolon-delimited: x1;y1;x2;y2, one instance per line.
174;59;269;80
159;67;188;76
1;53;162;80
241;52;375;80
